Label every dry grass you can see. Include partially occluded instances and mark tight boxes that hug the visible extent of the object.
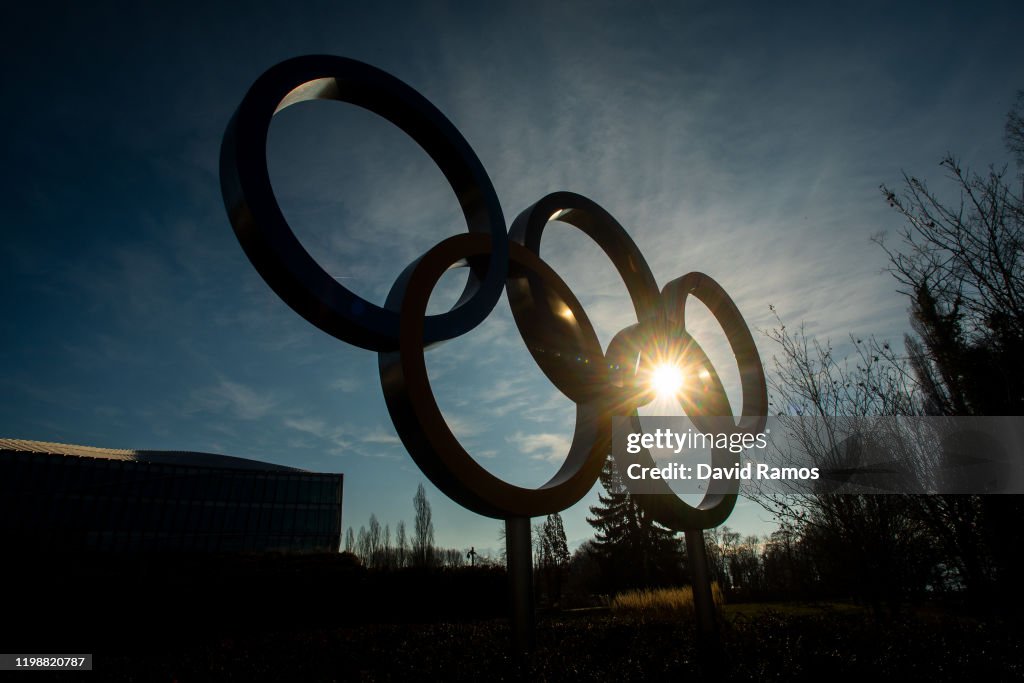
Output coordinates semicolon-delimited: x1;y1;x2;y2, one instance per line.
611;584;724;620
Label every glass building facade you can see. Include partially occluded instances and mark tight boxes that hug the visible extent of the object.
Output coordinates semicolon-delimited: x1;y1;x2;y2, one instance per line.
0;439;343;553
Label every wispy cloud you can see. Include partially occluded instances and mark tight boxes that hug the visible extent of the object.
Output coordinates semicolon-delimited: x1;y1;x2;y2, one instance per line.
330;376;361;393
280;415;354;460
188;379;276;420
507;431;573;464
361;428;402;445
282;416;328;436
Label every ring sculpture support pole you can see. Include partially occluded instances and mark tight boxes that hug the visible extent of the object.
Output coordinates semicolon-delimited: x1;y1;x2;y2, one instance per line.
685;528;721;655
506;517;535;656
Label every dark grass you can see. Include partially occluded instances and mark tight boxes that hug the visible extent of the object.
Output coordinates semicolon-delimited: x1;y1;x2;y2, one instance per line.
32;606;1024;682
8;556;1021;681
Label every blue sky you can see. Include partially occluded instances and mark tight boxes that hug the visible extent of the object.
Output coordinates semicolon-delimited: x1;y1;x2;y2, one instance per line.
2;0;1022;556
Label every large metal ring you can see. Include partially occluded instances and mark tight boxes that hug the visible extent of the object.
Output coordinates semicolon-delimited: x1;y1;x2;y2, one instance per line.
605;273;768;529
220;55;508;351
507;192;662;405
509;191;661;323
379;233;611;519
662;272;768;436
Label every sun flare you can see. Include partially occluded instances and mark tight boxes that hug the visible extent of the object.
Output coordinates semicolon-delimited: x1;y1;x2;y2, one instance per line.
650;363;685;399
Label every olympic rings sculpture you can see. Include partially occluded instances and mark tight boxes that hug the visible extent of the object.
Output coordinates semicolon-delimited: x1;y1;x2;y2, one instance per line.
220;55;768;526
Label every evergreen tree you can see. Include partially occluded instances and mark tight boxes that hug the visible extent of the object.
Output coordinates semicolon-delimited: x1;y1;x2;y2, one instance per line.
586;455;684;590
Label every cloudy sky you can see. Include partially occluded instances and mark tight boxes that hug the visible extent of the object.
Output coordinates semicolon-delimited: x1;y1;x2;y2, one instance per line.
2;0;1022;555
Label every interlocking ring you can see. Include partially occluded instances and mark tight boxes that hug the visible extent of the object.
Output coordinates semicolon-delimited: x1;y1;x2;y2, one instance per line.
606;274;769;529
379;234;610;518
221;56;768;525
220;55;508;351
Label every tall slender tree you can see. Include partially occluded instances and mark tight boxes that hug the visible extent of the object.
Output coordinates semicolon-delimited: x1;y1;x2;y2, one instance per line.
538;513;571;604
344;526;355;554
412;483;435;568
367;514;382;567
395;520;408;568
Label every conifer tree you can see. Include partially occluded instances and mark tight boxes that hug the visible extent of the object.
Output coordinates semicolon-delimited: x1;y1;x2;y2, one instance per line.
586;455;683;590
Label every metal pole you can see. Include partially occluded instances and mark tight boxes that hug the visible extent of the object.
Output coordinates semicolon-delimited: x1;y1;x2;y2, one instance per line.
685;528;720;653
505;517;535;655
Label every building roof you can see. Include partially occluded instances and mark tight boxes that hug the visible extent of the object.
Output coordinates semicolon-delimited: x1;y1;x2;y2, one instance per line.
0;438;303;473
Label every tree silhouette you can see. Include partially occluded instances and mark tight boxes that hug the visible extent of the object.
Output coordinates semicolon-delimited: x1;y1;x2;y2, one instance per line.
762;92;1024;609
395;520;408;568
537;513;571;605
586;456;683;591
876;97;1024;607
412;483;435;569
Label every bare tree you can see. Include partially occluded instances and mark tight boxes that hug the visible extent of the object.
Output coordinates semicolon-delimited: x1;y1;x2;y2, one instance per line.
1006;90;1024;173
381;524;392;569
412;484;435;568
758;94;1024;608
878;155;1024;397
395;520;408;568
367;514;382;568
759;315;937;608
875;99;1024;606
344;526;355;554
437;548;465;568
537;513;571;605
356;525;369;562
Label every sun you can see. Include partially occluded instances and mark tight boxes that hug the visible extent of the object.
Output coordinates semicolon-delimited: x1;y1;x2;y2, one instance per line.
649;362;685;399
